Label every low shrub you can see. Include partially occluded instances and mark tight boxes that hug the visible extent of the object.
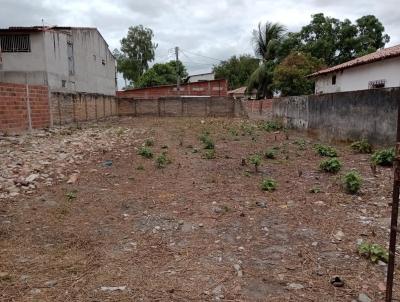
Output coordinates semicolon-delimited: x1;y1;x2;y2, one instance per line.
371;148;395;166
358;242;388;263
264;149;276;159
294;139;306;150
261;178;277;192
342;171;362;194
137;146;153;158
319;158;342;173
260;120;283;132
155;152;171;168
309;187;321;193
350;139;372;154
249;154;262;171
314;144;338;157
203;149;215;159
200;133;215;149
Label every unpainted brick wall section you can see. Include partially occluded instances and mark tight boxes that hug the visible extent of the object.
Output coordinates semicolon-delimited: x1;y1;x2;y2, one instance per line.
117;79;228;99
0;82;50;134
51;93;117;126
118;97;247;118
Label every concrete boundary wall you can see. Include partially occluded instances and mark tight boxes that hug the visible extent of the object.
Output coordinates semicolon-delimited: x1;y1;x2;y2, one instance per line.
272;88;400;145
118;96;247;118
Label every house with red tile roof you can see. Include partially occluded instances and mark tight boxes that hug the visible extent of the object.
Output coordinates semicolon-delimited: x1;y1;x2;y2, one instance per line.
308;44;400;94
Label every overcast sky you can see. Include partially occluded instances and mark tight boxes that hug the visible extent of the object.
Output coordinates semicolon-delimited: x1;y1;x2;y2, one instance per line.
1;0;399;76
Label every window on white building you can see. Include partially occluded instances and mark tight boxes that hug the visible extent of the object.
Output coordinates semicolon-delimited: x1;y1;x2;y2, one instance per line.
0;34;31;52
368;79;386;89
331;75;336;85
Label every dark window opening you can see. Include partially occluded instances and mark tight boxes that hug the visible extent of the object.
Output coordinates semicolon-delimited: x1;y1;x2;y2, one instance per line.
102;59;106;65
61;80;66;88
369;79;386;89
0;34;31;52
67;42;75;75
331;75;336;85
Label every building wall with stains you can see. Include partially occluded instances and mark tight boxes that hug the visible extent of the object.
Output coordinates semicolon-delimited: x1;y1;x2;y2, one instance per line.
0;28;116;95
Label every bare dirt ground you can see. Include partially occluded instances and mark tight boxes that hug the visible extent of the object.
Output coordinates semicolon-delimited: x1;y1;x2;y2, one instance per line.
0;117;399;301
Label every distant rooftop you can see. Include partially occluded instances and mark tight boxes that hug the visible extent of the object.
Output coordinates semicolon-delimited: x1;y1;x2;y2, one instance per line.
309;44;400;77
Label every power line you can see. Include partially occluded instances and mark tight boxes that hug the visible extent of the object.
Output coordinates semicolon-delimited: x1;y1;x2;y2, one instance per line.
180;49;226;62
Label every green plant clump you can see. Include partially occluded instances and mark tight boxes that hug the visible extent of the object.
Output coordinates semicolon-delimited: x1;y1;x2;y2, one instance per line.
358;242;388;263
264;149;276;159
137;146;153;158
342;171;362;194
200;133;215;149
260;120;283;132
319;158;342;173
249;154;262;171
203;149;216;159
294;139;307;150
350;139;372;154
261;178;277;192
156;152;171;168
371;148;395;166
65;190;77;201
314;144;338;157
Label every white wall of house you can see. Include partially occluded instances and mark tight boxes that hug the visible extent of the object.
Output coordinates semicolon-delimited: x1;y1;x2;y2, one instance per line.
187;72;214;83
315;56;400;94
0;28;116;95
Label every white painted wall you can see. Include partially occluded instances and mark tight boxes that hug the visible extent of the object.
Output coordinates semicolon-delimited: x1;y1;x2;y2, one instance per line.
315;57;400;94
0;28;116;95
187;72;214;83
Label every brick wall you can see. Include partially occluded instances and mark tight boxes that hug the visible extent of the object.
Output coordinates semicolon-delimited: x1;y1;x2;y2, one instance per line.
118;96;246;118
117;79;228;99
0;82;50;134
51;92;118;126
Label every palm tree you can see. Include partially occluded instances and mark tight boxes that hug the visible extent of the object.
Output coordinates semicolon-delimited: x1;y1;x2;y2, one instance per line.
247;22;286;99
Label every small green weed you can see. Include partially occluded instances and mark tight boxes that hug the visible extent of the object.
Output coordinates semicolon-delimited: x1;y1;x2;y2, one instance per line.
200;133;215;149
261;178;277;192
358;242;388;263
342;171;362;194
294;139;306;150
314;144;338;157
371;148;395;166
203;149;215;159
264;149;276;159
155;152;171;168
136;164;145;170
260;120;283;132
350;139;372;154
319;158;342;173
65;190;77;201
249;154;262;172
137;146;153;158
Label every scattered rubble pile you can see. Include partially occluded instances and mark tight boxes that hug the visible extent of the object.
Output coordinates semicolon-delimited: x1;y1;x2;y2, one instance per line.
0;124;145;200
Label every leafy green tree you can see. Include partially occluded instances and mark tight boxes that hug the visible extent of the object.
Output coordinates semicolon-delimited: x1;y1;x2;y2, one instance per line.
356;15;390;56
248;22;286;99
213;55;259;90
114;25;158;85
273;52;324;96
136;60;188;88
283;13;390;66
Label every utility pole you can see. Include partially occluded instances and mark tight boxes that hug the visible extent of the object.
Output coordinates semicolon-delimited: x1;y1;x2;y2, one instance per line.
175;46;180;95
386;101;400;302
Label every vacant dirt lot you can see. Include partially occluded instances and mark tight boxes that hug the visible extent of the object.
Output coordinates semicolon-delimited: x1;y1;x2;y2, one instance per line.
0;117;398;301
